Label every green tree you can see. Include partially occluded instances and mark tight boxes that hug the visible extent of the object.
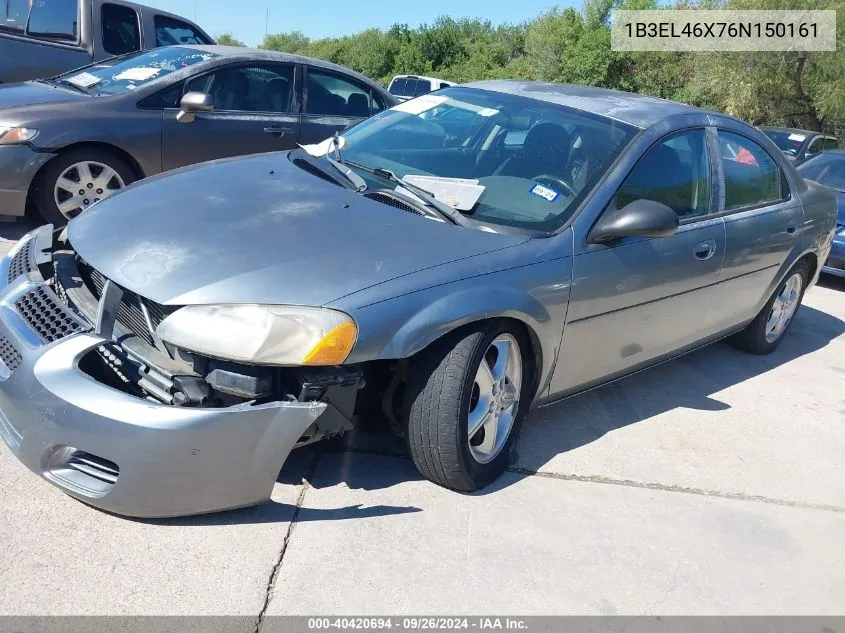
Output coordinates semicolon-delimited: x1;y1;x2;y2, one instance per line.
216;33;245;47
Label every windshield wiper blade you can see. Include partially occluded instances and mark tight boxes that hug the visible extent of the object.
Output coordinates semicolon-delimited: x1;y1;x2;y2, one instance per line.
325;156;366;192
291;149;363;192
341;160;470;227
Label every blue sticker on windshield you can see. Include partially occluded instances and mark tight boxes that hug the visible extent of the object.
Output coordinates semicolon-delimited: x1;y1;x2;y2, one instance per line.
529;183;560;203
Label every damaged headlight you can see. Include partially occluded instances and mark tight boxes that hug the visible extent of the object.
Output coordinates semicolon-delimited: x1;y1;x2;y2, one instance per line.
156;305;357;366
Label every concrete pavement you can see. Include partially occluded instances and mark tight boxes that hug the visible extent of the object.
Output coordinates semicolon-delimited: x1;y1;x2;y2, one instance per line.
0;220;843;618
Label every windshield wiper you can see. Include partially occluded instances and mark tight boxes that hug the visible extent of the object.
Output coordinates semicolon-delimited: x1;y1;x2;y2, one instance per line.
325;156;366;192
339;159;471;227
291;149;364;192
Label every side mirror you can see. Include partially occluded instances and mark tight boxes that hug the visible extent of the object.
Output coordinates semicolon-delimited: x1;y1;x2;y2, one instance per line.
589;199;679;243
176;91;214;124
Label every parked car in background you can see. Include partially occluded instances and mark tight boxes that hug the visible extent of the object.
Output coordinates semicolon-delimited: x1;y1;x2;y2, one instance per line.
388;74;452;101
0;0;213;83
761;126;839;165
0;82;835;517
797;149;845;278
0;45;395;224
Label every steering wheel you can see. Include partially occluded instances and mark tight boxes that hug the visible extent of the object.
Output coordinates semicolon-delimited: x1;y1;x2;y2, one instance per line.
533;175;577;198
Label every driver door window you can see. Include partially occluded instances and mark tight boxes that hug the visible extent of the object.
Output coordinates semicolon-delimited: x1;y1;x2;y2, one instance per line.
615;129;711;220
186;65;294;113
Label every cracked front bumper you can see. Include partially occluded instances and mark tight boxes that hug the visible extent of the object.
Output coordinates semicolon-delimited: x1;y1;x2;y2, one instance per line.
0;234;326;517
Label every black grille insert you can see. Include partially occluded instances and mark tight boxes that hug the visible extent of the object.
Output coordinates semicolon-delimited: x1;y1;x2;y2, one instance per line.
15;286;86;343
67;451;120;485
0;334;21;372
363;191;425;216
8;239;33;283
78;262;172;346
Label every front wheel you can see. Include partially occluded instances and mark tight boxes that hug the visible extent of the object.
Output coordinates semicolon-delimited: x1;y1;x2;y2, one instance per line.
32;148;135;226
404;322;531;491
729;260;809;354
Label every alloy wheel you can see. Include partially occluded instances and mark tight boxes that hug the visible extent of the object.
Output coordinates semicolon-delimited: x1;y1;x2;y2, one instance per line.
467;334;522;464
765;272;803;343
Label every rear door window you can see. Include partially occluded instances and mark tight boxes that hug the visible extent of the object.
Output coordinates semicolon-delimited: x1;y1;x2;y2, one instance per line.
101;3;139;55
718;130;785;210
1;0;29;32
155;15;209;46
305;69;378;117
26;0;79;41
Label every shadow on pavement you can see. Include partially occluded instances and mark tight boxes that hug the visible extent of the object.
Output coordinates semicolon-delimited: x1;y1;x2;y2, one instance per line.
0;217;37;247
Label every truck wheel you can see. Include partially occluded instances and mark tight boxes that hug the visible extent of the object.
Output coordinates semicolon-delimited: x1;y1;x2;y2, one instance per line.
729;260;809;354
404;322;531;491
32;148;135;226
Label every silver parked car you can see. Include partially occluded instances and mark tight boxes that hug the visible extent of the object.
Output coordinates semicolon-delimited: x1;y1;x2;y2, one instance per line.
0;82;837;517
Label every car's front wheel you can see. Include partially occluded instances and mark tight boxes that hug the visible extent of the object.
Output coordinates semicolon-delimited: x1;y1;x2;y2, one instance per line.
32;148;135;226
404;322;531;491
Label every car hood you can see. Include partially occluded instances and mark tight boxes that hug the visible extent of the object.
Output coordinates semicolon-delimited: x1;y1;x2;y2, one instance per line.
0;81;89;112
68;153;528;307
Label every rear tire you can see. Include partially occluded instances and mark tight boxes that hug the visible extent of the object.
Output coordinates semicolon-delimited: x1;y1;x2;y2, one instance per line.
404;321;532;492
32;148;135;226
729;260;809;354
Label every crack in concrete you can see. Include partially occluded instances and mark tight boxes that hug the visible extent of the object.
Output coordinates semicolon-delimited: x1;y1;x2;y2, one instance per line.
319;446;845;513
254;451;320;633
507;467;845;513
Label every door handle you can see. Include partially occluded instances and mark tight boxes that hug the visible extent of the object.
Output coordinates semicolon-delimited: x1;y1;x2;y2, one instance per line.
693;240;717;261
264;126;294;136
785;222;798;235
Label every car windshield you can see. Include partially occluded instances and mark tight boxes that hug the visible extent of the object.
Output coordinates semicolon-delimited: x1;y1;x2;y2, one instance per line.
54;47;218;96
764;129;807;156
798;152;845;192
338;87;637;231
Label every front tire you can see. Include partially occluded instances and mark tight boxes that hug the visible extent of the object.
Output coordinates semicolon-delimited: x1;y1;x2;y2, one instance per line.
32;148;135;226
729;260;809;354
404;322;531;492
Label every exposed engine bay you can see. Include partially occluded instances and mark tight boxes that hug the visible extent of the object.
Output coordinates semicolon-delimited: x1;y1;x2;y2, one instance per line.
35;227;368;447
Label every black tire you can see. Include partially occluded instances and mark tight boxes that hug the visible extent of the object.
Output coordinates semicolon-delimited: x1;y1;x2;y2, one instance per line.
729;260;810;354
404;321;532;492
31;147;136;226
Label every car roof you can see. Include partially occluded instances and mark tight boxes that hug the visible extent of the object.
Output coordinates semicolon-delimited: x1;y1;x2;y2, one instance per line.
761;126;827;137
462;80;715;128
182;45;387;92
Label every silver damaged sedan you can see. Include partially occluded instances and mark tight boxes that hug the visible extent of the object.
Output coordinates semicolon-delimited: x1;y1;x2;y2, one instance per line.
0;82;837;517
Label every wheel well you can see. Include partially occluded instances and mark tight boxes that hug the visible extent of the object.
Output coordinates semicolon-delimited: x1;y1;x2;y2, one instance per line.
423;316;544;402
25;142;145;216
797;252;818;280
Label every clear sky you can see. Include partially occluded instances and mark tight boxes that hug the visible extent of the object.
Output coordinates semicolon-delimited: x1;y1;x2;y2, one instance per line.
140;0;573;47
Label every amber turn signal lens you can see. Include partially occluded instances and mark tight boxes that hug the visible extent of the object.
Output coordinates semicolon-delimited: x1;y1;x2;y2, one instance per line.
302;321;358;365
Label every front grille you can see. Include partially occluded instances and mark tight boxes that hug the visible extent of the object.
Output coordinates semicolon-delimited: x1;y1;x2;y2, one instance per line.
364;191;425;216
7;238;34;284
67;451;119;485
15;286;86;343
78;262;171;346
0;334;21;372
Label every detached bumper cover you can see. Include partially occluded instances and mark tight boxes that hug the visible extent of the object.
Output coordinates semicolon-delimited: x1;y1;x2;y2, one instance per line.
0;232;326;517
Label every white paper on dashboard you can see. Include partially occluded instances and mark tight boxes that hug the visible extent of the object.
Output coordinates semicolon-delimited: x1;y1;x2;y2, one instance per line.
788;133;807;142
68;72;101;88
402;174;485;211
114;67;161;81
392;94;449;115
